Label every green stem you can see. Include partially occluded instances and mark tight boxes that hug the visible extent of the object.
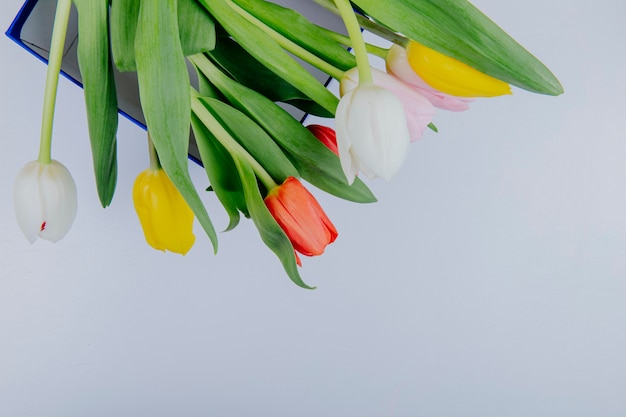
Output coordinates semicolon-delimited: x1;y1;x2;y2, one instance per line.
190;91;278;190
38;0;72;165
147;132;162;171
325;31;389;59
224;0;344;80
313;0;408;47
333;0;371;84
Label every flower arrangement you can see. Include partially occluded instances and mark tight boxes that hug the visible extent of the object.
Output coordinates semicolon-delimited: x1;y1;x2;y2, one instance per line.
12;0;562;288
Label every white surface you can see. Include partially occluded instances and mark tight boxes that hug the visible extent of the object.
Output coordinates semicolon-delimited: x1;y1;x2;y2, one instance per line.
1;1;625;416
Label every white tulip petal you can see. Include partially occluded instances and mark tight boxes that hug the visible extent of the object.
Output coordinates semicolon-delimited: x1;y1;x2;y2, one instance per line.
14;161;45;243
335;83;410;182
336;88;359;183
13;160;77;243
38;161;77;242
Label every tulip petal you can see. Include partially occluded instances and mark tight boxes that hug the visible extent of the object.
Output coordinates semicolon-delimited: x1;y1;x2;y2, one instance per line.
13;160;77;243
336;84;411;182
386;45;474;112
341;67;435;142
37;161;77;243
133;168;195;255
14;161;45;243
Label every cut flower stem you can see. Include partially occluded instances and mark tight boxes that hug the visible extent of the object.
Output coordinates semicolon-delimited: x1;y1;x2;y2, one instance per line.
189;89;278;190
38;0;72;165
333;0;372;84
224;0;344;80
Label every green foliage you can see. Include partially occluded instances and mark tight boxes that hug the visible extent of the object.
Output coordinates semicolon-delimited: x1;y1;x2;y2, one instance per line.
351;0;563;95
196;0;339;114
232;154;314;289
231;0;355;71
72;0;118;207
207;34;332;117
135;0;218;252
191;53;376;204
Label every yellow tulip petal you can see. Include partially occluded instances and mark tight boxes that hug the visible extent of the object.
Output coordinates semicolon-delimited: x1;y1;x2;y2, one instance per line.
406;41;511;98
133;168;195;255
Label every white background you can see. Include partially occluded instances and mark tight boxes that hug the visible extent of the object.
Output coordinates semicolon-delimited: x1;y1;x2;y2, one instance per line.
1;0;626;416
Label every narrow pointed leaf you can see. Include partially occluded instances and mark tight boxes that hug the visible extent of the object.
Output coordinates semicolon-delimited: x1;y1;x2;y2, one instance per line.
111;0;216;72
191;113;245;231
352;0;563;95
207;35;332;117
73;0;118;207
196;0;339;114
197;97;300;183
135;0;218;252
232;154;314;289
110;0;140;71
232;0;355;70
178;0;217;55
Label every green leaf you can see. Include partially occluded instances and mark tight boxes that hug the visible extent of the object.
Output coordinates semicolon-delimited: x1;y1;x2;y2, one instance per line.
73;0;118;207
232;153;314;289
111;0;216;72
197;97;300;183
191;113;246;231
191;54;376;203
178;0;217;55
110;0;140;71
231;0;355;71
135;0;218;252
207;34;332;117
196;0;339;114
351;0;563;95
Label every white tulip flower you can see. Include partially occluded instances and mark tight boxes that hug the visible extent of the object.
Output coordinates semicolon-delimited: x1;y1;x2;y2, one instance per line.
335;83;411;183
14;160;78;243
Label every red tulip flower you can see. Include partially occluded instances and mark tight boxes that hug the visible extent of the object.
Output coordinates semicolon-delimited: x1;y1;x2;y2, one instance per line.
306;124;339;156
265;177;338;261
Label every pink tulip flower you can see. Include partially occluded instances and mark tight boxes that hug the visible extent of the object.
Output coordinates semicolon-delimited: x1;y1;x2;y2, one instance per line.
386;44;474;112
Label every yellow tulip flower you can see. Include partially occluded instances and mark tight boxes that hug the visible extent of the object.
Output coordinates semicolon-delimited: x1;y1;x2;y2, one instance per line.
406;41;511;97
133;167;195;255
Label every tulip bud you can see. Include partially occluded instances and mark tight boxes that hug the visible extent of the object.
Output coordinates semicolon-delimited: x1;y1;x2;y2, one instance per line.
14;160;78;243
336;81;411;183
264;177;337;259
306;124;339;156
133;168;195;255
340;67;435;142
386;44;474;112
404;41;511;97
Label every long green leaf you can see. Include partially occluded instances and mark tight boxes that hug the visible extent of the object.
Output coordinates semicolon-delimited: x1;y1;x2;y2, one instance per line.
178;0;217;55
191;113;245;231
196;0;339;114
232;154;314;289
207;34;332;117
232;0;355;71
135;0;218;252
197;97;299;183
73;0;118;207
110;0;140;71
111;0;216;72
352;0;563;95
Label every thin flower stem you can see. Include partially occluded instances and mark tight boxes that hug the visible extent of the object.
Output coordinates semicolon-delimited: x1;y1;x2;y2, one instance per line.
147;133;162;171
224;0;344;80
38;0;72;165
190;91;278;190
324;31;389;59
333;0;372;84
313;0;409;47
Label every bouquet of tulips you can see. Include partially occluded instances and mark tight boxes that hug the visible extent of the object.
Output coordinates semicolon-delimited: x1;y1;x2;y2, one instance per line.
13;0;562;288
